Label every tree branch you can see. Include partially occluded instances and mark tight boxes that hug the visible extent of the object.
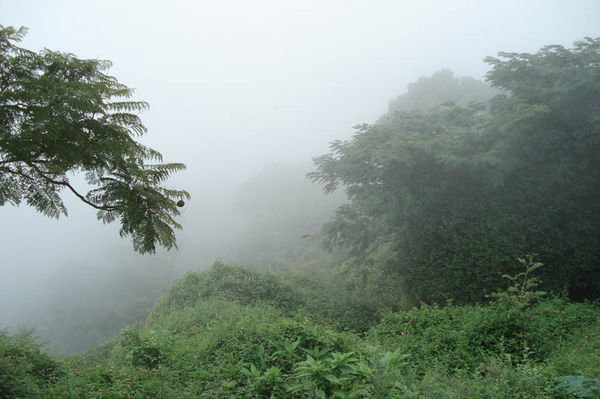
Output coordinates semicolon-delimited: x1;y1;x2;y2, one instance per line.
19;162;117;211
51;176;116;211
1;151;54;165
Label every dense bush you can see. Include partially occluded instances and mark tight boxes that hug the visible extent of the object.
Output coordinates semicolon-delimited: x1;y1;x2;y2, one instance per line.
149;262;389;334
373;260;600;377
149;261;306;323
0;327;61;398
283;268;389;333
373;297;599;375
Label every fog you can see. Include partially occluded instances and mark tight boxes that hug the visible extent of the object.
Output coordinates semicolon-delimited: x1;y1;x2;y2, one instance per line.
1;0;599;352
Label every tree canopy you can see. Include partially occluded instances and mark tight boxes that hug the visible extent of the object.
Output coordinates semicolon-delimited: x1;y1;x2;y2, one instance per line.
377;69;498;124
0;26;189;254
310;38;600;303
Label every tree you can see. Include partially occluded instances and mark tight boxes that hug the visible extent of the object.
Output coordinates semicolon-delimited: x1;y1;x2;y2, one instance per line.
0;26;190;254
481;38;600;300
311;102;496;303
377;69;498;124
310;38;600;303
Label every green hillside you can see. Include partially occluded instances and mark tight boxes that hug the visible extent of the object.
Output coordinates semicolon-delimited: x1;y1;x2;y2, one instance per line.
2;260;599;398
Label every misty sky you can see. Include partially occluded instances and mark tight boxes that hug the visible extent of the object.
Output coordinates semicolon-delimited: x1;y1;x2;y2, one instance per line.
1;0;600;330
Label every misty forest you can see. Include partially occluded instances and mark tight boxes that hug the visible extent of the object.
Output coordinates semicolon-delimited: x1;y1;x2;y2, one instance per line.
1;3;600;398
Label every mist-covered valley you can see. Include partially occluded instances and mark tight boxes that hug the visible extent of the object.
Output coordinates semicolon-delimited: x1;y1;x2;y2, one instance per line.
1;160;348;353
1;1;600;397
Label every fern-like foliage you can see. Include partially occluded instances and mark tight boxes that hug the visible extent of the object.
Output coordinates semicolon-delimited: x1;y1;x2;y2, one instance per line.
554;375;600;398
0;25;189;253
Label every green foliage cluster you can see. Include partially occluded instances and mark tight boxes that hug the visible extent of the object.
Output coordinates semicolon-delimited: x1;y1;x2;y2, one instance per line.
378;69;498;123
554;376;600;398
285;270;384;333
149;261;389;334
374;288;598;377
0;26;189;253
0;328;61;398
310;38;600;303
119;328;168;369
97;298;365;398
149;262;306;321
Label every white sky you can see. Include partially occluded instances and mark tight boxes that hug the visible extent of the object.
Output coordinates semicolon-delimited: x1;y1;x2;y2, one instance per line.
1;0;599;326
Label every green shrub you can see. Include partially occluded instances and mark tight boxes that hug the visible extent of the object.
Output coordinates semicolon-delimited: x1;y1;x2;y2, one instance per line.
372;258;600;375
284;269;385;333
149;261;306;323
546;322;600;379
553;375;600;398
0;327;61;398
373;302;482;373
118;327;168;368
148;261;390;336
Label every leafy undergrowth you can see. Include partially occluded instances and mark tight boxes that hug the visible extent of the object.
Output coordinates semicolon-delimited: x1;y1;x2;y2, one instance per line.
149;260;388;333
2;261;598;398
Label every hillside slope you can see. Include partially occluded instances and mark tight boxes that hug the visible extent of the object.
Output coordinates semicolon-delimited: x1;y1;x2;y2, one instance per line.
2;261;598;398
